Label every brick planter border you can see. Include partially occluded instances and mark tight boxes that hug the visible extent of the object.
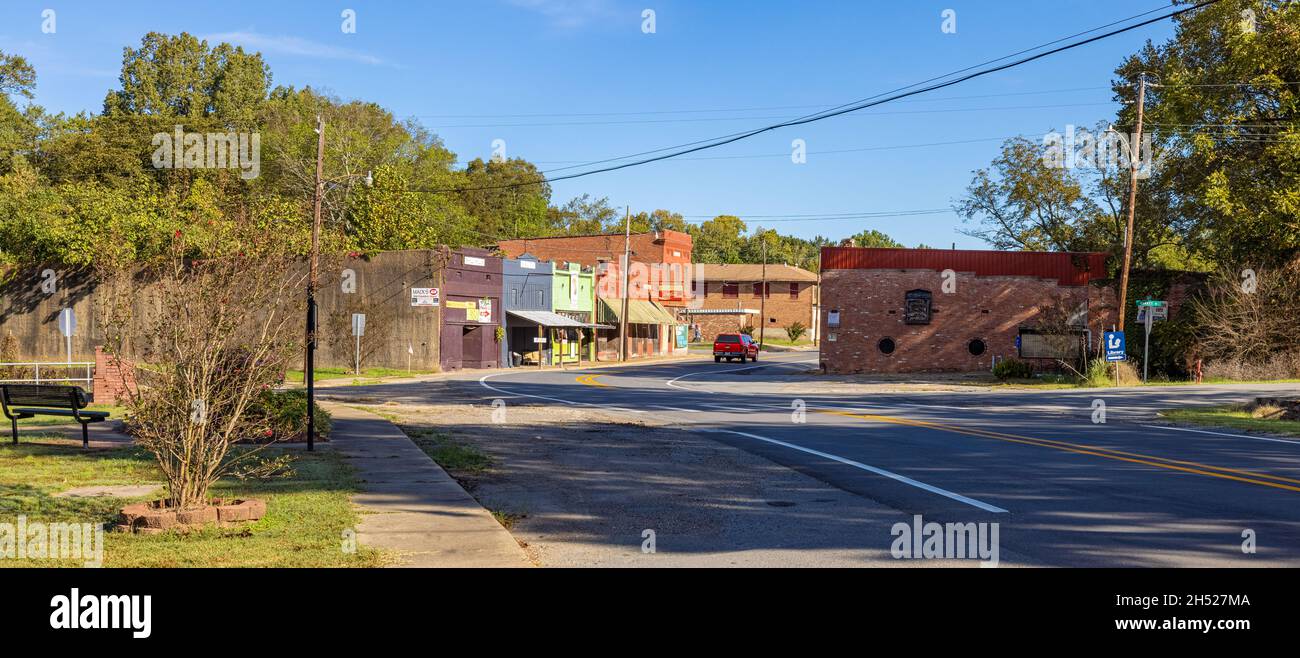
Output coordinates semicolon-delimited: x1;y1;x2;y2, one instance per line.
116;498;266;534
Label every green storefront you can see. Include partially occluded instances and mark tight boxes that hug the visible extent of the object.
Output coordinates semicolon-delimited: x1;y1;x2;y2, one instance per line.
551;262;599;363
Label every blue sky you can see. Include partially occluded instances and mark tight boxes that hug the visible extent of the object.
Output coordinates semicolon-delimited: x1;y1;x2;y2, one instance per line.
0;0;1179;248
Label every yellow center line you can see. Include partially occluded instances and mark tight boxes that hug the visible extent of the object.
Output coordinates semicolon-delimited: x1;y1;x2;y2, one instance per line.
576;374;608;388
817;409;1300;494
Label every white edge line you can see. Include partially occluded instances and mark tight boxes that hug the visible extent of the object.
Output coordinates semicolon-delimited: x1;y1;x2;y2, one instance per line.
1140;424;1300;445
699;428;1008;514
480;373;648;413
479;373;577;406
665;358;820;391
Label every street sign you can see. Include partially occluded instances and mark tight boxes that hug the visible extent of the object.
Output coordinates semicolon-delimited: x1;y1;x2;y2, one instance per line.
1136;300;1166;307
58;308;76;366
351;313;367;375
1104;331;1126;362
58;308;76;337
1137;306;1168;323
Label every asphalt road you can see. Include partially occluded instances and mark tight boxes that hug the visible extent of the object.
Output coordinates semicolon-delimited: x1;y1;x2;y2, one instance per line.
456;352;1300;567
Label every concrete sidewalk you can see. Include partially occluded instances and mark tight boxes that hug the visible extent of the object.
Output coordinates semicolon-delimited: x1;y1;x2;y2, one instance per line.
324;403;532;568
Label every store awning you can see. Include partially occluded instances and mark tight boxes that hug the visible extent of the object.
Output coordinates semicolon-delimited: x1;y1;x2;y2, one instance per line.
506;310;590;328
598;299;679;325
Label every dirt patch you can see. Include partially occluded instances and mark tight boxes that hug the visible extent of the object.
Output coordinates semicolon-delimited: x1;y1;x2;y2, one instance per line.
344;381;909;567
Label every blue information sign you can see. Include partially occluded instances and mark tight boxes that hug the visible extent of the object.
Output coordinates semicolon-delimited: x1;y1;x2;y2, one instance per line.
1104;331;1126;362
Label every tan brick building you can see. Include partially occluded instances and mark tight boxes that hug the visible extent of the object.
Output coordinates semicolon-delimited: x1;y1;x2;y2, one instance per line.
818;247;1116;373
684;264;819;342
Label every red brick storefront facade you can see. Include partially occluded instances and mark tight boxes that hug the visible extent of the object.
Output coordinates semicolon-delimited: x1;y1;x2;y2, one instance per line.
819;248;1115;374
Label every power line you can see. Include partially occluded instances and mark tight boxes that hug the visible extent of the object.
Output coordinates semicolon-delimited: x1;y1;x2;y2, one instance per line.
401;0;1224;195
419;102;1116;129
409;87;1112;121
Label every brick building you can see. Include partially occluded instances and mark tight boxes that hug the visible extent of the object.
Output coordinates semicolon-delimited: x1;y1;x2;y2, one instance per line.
818;247;1115;374
684;264;819;342
498;231;692;359
497;230;693;308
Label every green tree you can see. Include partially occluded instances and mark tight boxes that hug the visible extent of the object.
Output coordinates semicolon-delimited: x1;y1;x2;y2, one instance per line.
689;214;748;263
0;52;36;100
455;157;551;240
849;229;903;248
955;136;1102;252
1114;0;1300;268
104;32;269;125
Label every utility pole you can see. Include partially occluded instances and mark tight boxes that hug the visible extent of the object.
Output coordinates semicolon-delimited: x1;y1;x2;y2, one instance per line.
619;206;631;362
1117;75;1147;334
759;238;767;351
305;116;325;452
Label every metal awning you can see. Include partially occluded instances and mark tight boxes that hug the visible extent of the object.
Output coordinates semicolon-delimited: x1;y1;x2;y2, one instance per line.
598;299;680;325
505;310;590;328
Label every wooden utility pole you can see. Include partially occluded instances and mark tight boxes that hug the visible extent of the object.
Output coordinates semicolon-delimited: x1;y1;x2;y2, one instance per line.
758;239;767;351
619;207;631;362
1117;76;1147;334
305;116;325;452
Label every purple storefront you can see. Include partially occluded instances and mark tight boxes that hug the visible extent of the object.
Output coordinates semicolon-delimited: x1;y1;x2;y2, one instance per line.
440;248;503;371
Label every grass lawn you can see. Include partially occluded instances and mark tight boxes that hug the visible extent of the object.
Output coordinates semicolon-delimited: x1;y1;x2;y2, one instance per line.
1159;406;1300;438
0;436;385;567
284;367;438;384
11;404;127;427
402;425;493;474
965;376;1300;391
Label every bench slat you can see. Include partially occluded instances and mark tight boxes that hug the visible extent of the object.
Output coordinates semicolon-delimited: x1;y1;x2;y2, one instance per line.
9;408;109;420
1;384;89;409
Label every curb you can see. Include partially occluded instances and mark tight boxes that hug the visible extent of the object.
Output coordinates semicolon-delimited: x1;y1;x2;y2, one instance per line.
322;402;533;568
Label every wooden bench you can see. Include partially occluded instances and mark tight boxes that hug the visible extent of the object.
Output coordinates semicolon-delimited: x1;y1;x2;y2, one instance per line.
0;384;110;448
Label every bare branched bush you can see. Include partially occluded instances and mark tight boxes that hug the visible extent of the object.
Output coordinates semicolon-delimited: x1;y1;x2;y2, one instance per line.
98;229;306;510
1191;261;1300;377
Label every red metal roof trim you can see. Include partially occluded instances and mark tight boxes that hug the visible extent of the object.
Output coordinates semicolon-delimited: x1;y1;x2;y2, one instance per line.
821;247;1107;287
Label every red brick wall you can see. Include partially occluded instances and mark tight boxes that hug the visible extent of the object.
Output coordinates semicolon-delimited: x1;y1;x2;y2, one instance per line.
92;346;137;405
819;269;1116;373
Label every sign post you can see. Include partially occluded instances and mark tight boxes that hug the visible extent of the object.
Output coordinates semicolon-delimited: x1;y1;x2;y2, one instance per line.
1136;300;1167;384
351;313;366;375
58;308;77;369
1104;329;1126;387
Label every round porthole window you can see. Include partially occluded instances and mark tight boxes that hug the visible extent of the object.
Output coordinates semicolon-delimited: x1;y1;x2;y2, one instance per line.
878;338;896;355
968;339;987;356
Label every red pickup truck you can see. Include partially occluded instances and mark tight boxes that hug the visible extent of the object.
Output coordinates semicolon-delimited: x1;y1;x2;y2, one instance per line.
713;333;759;363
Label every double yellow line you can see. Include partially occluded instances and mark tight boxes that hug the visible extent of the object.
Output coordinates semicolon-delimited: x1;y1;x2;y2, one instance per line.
820;409;1300;493
575;374;608;387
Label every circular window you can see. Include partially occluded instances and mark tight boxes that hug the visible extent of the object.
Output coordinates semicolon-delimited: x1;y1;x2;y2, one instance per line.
878;338;896;355
968;339;987;356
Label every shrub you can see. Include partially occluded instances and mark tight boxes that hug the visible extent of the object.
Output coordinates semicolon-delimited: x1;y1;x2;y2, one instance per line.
248;389;332;442
99;226;306;510
786;321;807;342
739;325;755;338
0;331;20;380
993;358;1035;380
1084;358;1142;387
1203;353;1300;381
